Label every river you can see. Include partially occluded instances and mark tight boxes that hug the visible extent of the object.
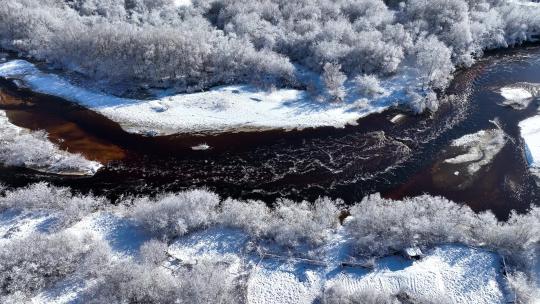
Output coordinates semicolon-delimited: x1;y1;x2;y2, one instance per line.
1;46;539;219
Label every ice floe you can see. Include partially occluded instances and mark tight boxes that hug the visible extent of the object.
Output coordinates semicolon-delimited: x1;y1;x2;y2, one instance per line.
499;83;540;110
445;129;507;175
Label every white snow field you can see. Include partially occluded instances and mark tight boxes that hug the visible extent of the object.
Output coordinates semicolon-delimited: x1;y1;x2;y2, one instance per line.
168;226;509;304
445;129;506;175
0;110;101;176
0;60;415;136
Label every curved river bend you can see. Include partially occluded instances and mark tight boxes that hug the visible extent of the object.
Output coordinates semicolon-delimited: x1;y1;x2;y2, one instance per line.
1;46;539;219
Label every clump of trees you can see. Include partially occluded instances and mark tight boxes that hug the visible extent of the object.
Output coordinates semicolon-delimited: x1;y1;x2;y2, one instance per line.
1;0;540;106
0;232;109;302
0;184;539;302
129;190;341;248
129;189;220;239
346;194;540;267
355;74;385;97
0;182;105;229
81;257;243;304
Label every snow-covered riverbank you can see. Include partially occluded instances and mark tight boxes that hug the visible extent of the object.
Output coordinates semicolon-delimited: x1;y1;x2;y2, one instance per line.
0;110;101;176
1;185;538;304
0;60;416;136
0;208;513;304
520;115;540;184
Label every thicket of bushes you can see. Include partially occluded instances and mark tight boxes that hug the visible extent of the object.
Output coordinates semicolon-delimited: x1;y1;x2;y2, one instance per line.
1;0;539;102
0;183;538;303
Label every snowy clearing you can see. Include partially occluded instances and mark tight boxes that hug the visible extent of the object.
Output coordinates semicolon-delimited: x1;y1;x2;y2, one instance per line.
171;227;507;304
445;129;506;175
0;60;413;136
0;110;101;176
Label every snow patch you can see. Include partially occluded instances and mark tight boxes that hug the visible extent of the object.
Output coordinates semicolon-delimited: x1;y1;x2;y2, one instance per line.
173;0;191;7
324;246;505;304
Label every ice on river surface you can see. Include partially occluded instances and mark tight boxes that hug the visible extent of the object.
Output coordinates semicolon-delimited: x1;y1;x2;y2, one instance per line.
445;129;506;175
520;114;540;185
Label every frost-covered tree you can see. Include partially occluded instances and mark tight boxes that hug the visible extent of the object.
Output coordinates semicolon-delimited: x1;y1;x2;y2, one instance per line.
130;189;220;239
0;182;105;229
345;194;477;256
218;198;271;237
323;62;347;101
83;260;243;304
267;197;342;247
0;233;109;301
1;0;540;104
140;239;168;265
355;74;384;97
82;262;183;304
414;35;455;90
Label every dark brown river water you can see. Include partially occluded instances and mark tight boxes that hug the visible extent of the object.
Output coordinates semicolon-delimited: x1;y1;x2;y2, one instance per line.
1;46;539;219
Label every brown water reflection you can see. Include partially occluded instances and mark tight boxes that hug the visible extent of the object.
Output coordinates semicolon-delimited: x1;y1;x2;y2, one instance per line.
0;88;125;163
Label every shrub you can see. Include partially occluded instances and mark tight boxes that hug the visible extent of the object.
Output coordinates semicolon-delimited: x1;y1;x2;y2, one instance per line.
140;239;168;265
355;74;385;97
0;182;105;229
345;194;477;256
218;198;271;237
130;189;220;239
323;62;347;101
83;260;244;304
0;232;108;300
266;197;342;247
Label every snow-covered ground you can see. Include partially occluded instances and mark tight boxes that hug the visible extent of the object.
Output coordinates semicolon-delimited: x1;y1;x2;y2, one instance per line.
0;203;535;304
520;115;540;184
0;110;101;176
0;60;415;136
168;226;509;304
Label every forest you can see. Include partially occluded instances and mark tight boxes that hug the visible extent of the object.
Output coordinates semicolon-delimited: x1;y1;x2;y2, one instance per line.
1;0;539;106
